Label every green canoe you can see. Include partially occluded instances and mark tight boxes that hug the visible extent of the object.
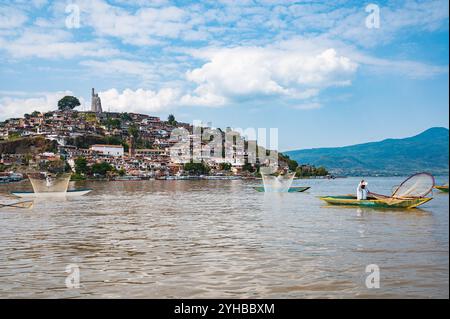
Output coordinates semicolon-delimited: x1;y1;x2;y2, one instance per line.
434;185;449;193
253;186;310;193
319;195;432;209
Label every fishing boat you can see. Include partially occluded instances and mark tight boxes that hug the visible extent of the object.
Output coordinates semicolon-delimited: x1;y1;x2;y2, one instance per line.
434;185;449;193
11;188;92;198
253;186;310;193
0;200;34;209
320;195;432;209
12;173;93;198
320;173;435;209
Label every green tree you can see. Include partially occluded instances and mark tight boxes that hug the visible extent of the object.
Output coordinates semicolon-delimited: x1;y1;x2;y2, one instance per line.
314;166;329;176
128;124;139;139
58;96;81;111
219;163;232;171
183;162;210;175
242;162;256;173
121;113;132;122
106;118;121;129
91;162;114;176
31;111;41;117
295;165;329;177
168;114;177;126
279;153;298;171
75;157;88;174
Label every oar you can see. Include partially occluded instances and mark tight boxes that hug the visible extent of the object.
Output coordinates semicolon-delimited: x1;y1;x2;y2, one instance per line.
0;201;34;209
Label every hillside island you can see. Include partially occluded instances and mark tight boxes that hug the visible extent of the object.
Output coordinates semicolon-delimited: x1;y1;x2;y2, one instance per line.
0;90;328;181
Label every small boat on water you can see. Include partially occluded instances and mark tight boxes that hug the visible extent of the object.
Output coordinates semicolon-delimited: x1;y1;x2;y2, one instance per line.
320;173;435;209
253;186;310;193
0;200;33;209
320;195;432;209
11;188;92;198
434;185;449;193
12;173;93;198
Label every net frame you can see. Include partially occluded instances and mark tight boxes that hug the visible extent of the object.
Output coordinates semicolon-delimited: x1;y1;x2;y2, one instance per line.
28;173;71;194
368;172;435;202
261;172;296;193
391;172;435;199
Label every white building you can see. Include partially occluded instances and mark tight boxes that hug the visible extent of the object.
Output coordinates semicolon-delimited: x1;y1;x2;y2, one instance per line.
90;144;124;157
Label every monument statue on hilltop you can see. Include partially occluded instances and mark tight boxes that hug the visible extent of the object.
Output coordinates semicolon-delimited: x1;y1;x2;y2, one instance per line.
91;88;103;113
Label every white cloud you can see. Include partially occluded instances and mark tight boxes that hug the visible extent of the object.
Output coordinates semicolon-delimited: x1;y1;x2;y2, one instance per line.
77;0;203;46
180;90;227;107
0;91;86;120
98;88;181;114
347;51;449;79
184;46;358;105
325;0;449;48
0;29;120;59
0;6;27;29
277;37;448;80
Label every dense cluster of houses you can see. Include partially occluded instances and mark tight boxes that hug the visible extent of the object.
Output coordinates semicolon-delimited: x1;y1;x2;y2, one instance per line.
0;102;279;178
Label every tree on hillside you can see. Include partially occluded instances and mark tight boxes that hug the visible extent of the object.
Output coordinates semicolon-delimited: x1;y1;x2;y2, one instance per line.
121;113;132;122
128;124;139;139
91;162;114;176
75;157;88;174
58;96;80;111
219;163;232;171
183;162;210;175
168;114;177;126
280;154;298;171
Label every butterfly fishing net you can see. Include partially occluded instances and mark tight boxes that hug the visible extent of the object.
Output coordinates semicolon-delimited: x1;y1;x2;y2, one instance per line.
261;172;295;193
28;173;71;194
368;173;434;205
391;172;435;198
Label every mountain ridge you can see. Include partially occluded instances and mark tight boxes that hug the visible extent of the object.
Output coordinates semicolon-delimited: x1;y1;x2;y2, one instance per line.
284;127;449;176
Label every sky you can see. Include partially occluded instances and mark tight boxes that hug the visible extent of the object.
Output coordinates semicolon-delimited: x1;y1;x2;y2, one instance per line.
0;0;448;151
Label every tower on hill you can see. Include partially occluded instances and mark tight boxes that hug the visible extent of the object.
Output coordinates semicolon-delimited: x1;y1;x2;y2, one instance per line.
91;88;103;113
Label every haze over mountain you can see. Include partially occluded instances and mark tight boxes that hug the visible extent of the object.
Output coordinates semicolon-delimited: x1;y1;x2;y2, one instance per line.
284;127;449;176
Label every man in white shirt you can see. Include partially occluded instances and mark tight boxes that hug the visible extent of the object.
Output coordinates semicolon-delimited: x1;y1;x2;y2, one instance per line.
357;180;368;200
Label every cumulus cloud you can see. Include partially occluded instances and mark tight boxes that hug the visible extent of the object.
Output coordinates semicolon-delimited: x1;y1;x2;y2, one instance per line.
0;91;85;120
98;88;181;114
91;45;358;110
184;46;358;105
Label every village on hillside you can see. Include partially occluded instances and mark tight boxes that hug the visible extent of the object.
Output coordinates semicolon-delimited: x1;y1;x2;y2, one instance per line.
0;89;327;182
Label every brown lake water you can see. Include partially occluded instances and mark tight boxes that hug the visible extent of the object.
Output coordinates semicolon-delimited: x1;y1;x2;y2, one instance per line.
0;177;448;298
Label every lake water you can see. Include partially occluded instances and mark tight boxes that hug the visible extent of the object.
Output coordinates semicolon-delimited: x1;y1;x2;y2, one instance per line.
0;177;448;298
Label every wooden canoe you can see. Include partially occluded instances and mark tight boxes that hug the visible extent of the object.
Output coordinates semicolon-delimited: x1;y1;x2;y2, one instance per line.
434;185;449;193
11;188;92;198
253;186;310;193
319;195;432;209
0;201;34;209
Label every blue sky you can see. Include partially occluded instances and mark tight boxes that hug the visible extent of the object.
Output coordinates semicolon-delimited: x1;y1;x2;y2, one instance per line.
0;0;448;151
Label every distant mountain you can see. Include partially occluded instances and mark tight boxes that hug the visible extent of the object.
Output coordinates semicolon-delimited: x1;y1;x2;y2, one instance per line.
284;127;449;176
